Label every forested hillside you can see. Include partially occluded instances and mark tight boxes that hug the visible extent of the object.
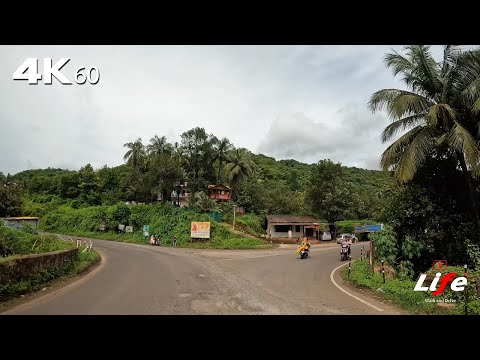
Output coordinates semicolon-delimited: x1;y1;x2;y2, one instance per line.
4;135;393;222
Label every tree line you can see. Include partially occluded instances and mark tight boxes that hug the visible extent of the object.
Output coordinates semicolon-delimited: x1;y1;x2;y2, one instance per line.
2;127;393;221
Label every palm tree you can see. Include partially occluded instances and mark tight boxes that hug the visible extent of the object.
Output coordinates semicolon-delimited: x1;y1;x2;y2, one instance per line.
123;138;146;172
368;45;480;227
214;137;233;184
171;142;188;177
189;191;219;213
226;148;253;189
147;135;173;157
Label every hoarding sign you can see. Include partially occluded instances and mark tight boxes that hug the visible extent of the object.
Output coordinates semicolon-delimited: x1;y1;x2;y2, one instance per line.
354;224;384;232
191;221;211;239
143;225;150;237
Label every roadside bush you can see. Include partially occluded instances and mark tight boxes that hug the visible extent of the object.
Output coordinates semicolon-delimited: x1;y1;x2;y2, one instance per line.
344;260;436;314
0;224;100;302
39;202;270;249
343;259;480;315
370;225;422;278
233;213;264;235
107;203;131;229
20;222;37;234
0;224;74;259
0;259;74;300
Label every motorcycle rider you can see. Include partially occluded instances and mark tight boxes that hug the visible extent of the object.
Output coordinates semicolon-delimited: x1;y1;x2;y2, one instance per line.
302;237;311;248
301;237;311;254
341;238;351;257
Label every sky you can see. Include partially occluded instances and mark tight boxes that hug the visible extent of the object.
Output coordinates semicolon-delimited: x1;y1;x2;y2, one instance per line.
0;45;476;175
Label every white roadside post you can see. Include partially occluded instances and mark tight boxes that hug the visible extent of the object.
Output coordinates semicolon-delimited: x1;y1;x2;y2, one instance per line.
233;205;237;230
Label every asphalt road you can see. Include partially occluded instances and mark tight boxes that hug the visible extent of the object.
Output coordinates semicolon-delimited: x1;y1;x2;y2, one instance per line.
1;238;403;315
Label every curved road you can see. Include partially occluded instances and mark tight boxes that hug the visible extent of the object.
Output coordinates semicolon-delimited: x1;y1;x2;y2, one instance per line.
1;238;403;315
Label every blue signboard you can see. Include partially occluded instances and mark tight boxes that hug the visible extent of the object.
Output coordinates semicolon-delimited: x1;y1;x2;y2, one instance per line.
354;224;384;232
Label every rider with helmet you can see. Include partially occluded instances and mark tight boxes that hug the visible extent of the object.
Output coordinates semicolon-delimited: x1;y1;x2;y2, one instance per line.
341;237;352;256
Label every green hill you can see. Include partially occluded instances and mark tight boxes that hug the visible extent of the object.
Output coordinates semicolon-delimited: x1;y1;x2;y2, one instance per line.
5;128;394;243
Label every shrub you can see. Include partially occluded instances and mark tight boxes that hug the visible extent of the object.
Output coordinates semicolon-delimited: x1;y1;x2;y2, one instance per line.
234;213;264;234
38;202;270;249
343;259;480;315
0;224;74;258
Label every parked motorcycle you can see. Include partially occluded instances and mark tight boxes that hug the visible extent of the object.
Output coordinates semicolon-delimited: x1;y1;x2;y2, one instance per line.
340;243;350;261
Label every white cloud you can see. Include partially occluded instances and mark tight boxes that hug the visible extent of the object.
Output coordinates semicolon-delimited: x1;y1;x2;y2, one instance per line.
0;45;476;175
257;104;388;169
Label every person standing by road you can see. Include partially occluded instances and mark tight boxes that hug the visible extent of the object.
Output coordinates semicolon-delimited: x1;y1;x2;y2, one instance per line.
172;236;177;247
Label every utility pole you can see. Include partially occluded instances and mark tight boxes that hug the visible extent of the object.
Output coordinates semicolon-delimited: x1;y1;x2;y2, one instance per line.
233;204;237;230
370;239;375;274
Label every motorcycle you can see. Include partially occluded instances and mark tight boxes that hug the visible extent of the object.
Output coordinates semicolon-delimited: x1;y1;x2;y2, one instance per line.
296;244;310;259
340;243;350;261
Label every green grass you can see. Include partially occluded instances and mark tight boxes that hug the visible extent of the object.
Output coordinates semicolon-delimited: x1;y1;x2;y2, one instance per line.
0;249;100;302
48;229;274;249
232;214;264;235
1;225;75;257
37;202;273;249
55;230;148;244
340;260;476;315
73;250;101;274
0;254;22;263
185;236;273;249
0;224;101;302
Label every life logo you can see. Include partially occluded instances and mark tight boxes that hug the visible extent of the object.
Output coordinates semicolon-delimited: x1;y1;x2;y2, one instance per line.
414;260;467;296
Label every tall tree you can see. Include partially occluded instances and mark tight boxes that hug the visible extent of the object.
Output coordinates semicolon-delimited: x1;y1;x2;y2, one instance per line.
213;137;233;184
123;138;146;173
59;172;81;199
97;165;121;205
149;154;185;204
226;148;253;191
305;159;355;222
368;45;480;228
147;135;173;157
180;127;217;192
78;164;100;205
0;176;24;217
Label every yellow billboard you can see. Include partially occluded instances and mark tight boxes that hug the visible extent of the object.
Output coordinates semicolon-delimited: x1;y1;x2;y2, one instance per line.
191;221;211;239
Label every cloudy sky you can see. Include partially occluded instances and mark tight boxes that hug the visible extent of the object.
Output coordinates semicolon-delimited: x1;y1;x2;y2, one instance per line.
0;45;475;175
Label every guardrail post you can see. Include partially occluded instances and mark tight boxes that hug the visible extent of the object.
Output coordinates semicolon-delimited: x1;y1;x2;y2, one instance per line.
464;264;468;315
348;256;352;278
381;259;385;283
370;240;375;274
